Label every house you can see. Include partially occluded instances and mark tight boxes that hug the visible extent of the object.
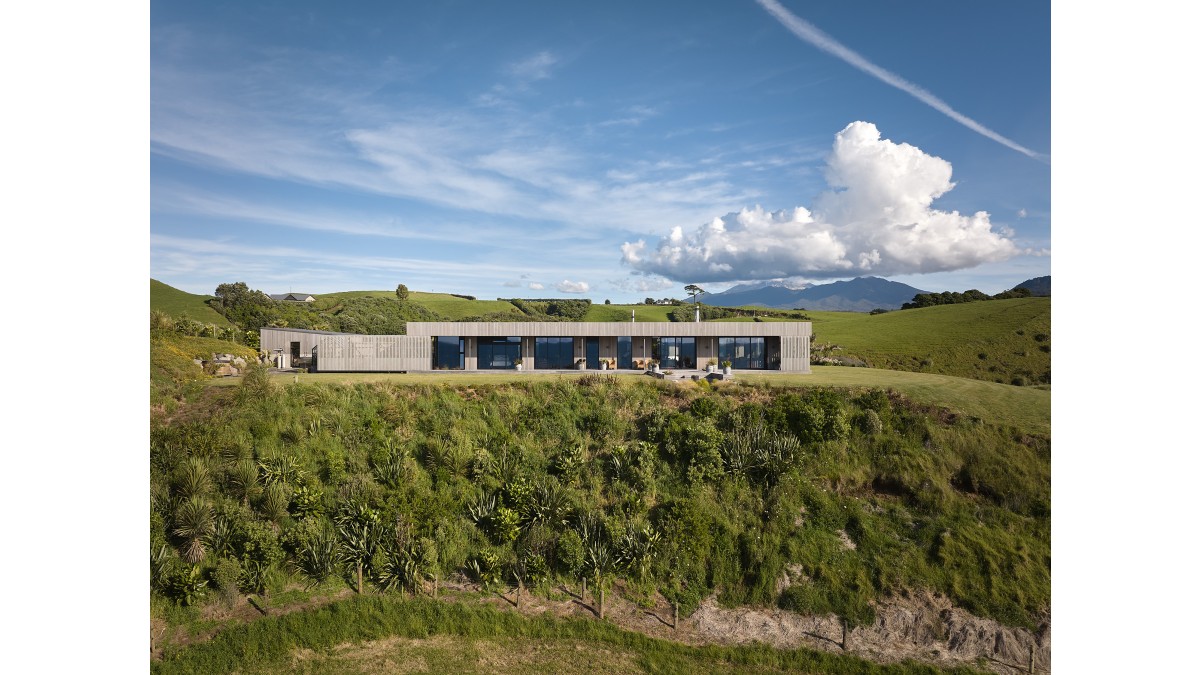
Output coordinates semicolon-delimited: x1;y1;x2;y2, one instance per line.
268;293;316;303
261;321;811;373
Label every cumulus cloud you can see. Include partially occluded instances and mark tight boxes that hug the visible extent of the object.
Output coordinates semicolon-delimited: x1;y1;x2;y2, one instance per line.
555;279;590;293
528;282;545;290
621;122;1019;282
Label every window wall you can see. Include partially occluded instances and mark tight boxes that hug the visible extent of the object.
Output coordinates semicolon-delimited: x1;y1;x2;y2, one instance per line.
657;336;696;369
534;336;574;369
478;336;521;369
718;336;766;369
434;336;464;370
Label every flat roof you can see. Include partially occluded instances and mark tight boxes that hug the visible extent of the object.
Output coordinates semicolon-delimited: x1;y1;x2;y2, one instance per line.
403;321;810;337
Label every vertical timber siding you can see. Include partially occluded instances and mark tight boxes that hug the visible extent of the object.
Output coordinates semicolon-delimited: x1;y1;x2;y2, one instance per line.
316;335;429;372
780;336;811;373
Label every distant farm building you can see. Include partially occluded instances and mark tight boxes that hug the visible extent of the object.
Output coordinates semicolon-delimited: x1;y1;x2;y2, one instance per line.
268;293;316;303
261;321;811;373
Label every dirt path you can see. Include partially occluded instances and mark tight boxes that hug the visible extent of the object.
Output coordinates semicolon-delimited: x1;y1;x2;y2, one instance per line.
153;581;1049;673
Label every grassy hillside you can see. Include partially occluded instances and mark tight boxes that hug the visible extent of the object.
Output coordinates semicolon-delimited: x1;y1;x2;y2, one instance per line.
316;290;522;321
151;279;233;328
805;298;1050;385
151;331;258;413
215;367;1047;437
152;376;1049;635
584;303;677;322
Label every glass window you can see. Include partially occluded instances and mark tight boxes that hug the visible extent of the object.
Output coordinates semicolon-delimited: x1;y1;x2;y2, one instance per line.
535;337;574;369
478;336;521;369
655;337;695;369
435;336;464;370
617;336;632;369
718;337;766;369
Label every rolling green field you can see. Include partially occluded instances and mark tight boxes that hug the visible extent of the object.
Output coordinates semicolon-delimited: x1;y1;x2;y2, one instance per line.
317;290;523;321
802;299;1050;384
584;304;677;322
151;279;234;327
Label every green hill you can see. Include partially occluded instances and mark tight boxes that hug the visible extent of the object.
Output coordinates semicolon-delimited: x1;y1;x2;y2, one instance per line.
584;303;677;322
807;298;1050;384
150;279;233;327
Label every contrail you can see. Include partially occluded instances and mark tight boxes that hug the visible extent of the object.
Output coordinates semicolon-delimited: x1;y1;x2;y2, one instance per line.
755;0;1046;162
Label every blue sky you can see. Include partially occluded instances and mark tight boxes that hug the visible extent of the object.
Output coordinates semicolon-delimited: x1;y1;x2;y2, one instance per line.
151;0;1049;300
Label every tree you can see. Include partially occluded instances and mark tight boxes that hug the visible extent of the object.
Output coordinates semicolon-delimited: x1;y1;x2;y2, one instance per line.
395;284;410;301
684;285;705;318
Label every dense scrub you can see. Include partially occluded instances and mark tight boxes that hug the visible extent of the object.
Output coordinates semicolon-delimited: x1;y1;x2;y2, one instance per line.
150;373;1049;635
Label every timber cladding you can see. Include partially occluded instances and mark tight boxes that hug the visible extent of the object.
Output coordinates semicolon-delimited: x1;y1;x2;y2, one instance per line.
403;321;811;337
315;335;430;372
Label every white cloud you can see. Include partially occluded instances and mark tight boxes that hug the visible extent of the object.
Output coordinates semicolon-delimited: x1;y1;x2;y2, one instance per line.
622;122;1019;282
502;280;522;287
555;279;590;293
1018;208;1028;218
608;276;676;293
506;51;558;81
528;282;545;290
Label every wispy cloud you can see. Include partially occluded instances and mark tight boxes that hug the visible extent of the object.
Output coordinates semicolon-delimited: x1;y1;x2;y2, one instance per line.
754;0;1045;162
506;51;558;81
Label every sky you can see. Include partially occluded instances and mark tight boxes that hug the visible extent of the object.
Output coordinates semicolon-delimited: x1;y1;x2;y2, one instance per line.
151;0;1049;300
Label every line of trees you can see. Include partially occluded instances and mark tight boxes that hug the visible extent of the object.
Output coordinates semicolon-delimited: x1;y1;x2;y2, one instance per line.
901;286;1032;310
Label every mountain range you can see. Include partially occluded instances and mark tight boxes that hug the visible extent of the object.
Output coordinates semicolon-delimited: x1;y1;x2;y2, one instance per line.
703;275;1049;312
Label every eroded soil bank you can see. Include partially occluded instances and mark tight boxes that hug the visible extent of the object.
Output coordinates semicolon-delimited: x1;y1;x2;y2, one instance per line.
155;581;1049;673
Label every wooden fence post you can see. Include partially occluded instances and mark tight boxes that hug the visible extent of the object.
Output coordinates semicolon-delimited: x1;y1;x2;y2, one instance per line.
1028;644;1035;673
673;602;678;629
841;618;848;650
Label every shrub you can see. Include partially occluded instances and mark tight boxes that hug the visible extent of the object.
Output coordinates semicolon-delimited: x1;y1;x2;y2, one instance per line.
212;557;243;606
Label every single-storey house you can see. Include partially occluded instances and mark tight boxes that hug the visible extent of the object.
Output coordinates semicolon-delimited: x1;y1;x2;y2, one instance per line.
268;293;316;303
261;321;811;373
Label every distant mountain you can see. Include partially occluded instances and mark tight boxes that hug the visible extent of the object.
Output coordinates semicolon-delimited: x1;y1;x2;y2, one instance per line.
705;277;931;312
1013;276;1050;296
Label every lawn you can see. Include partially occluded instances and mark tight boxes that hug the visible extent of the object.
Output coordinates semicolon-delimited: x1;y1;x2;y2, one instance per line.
206;366;1048;436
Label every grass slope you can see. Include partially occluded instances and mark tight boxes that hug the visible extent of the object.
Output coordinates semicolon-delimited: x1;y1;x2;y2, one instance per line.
316;290;521;320
154;595;976;674
584;304;677;322
805;299;1050;384
151;279;233;327
151;331;258;412
205;367;1047;436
